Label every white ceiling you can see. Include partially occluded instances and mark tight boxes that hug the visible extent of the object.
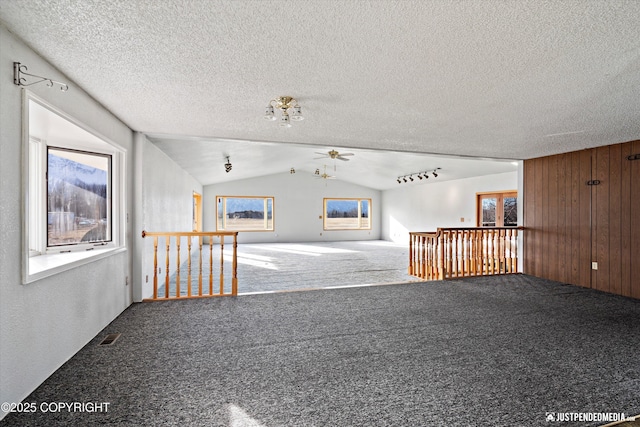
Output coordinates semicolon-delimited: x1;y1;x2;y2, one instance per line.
147;134;518;189
2;1;639;188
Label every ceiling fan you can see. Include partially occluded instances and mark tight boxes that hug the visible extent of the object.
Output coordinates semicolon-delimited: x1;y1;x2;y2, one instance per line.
314;165;335;180
314;149;354;162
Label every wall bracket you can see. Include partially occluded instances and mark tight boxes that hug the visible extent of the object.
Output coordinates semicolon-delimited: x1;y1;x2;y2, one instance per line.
13;62;68;91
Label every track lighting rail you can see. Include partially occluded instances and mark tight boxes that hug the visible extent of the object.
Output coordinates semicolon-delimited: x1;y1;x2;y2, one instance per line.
397;168;441;184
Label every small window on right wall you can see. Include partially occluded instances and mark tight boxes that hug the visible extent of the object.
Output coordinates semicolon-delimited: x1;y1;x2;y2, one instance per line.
476;191;517;227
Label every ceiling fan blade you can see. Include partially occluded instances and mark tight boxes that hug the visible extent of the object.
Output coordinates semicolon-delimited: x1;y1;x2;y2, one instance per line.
340;153;355;156
336;156;350;161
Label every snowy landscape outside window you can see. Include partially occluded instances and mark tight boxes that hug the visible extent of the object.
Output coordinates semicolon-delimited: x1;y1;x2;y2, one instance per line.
216;196;274;231
323;198;371;230
47;147;111;247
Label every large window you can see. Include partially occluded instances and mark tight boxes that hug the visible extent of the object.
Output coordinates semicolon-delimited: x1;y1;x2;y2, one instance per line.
216;196;274;231
47;147;111;247
476;191;517;227
323;198;371;230
25;94;125;282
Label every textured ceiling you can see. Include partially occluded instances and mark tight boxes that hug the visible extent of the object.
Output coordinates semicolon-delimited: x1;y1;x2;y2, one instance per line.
1;0;639;187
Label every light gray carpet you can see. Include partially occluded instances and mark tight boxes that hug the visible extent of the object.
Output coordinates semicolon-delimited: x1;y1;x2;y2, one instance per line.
159;240;417;296
2;275;639;426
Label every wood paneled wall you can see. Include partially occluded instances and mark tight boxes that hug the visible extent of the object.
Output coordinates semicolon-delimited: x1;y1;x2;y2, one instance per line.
523;140;640;299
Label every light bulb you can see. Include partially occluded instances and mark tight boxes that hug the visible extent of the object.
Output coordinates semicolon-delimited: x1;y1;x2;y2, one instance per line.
291;105;304;121
264;105;276;121
279;111;291;127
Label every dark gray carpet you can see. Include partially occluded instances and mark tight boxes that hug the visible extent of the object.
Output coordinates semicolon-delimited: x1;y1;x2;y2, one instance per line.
2;275;639;426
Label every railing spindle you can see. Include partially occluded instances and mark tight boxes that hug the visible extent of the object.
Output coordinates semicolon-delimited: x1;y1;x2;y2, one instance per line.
176;237;181;297
232;234;238;296
408;234;414;275
198;237;203;296
153;236;158;300
165;236;170;299
187;237;192;297
219;236;225;295
209;239;214;295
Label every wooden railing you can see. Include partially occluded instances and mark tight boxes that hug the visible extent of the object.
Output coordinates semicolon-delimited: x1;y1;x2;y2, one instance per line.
141;231;238;300
409;227;524;280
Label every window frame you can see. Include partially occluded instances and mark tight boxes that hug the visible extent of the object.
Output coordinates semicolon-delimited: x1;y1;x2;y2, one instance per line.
323;197;372;231
476;190;518;227
216;195;275;232
23;92;126;284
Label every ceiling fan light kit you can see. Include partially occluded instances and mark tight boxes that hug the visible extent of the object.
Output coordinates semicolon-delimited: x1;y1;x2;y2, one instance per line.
264;96;303;127
314;165;335;181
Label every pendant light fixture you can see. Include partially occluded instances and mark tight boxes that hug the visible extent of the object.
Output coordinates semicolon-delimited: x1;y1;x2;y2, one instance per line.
264;96;304;127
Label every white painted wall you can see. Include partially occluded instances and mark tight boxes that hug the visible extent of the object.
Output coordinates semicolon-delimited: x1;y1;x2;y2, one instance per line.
203;172;381;243
0;25;133;418
381;172;519;243
134;134;202;301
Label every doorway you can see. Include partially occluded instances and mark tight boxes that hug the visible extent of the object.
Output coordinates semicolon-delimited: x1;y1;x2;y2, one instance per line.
193;192;202;232
476;191;517;227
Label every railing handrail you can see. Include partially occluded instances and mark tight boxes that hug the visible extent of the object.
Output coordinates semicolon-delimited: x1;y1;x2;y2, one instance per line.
142;230;238;238
410;226;524;234
409;231;439;237
438;226;524;231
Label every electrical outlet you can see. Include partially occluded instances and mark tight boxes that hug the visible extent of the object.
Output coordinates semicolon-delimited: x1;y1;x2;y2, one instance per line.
460;217;465;222
592;262;598;270
146;275;149;283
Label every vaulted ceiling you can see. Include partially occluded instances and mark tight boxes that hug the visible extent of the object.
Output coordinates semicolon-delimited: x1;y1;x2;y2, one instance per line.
2;1;639;189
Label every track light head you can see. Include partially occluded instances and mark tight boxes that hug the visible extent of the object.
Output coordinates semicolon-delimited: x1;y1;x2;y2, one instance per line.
409;175;414;182
403;177;407;183
432;170;438;177
224;156;232;173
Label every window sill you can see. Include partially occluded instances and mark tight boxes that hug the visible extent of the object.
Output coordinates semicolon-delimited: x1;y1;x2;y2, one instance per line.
25;246;127;284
